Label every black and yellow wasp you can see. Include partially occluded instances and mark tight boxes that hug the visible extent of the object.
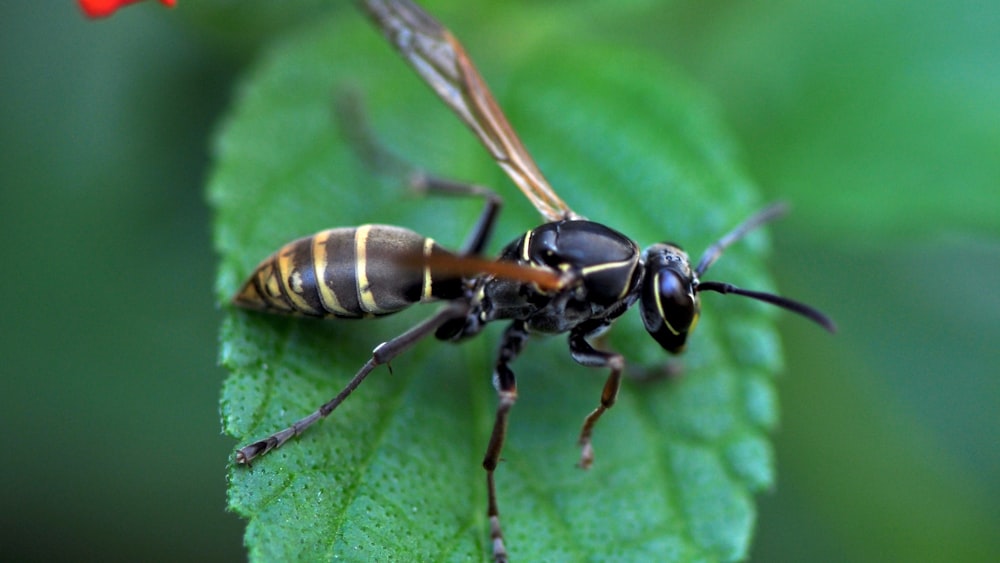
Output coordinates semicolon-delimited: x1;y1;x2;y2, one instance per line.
232;1;835;560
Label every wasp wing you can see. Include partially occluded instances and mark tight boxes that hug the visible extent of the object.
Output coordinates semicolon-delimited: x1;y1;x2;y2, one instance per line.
404;251;567;292
361;0;578;222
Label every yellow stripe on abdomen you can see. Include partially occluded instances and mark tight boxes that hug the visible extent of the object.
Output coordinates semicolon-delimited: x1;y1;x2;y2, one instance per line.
355;225;378;314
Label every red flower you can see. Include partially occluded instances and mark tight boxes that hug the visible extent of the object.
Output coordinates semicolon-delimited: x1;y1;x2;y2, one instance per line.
79;0;176;19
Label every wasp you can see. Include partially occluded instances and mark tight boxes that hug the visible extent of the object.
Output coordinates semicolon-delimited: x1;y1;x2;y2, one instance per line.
231;0;835;560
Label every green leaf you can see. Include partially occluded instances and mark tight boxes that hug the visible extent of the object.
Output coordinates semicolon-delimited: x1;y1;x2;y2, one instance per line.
211;8;785;562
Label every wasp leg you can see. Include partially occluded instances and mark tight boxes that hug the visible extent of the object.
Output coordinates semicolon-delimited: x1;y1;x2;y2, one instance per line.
235;301;470;465
624;359;684;384
408;174;502;255
483;321;529;563
334;89;503;255
569;326;625;470
334;88;410;177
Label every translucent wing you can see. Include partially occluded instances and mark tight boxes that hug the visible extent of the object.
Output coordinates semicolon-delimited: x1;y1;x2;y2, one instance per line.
361;0;578;222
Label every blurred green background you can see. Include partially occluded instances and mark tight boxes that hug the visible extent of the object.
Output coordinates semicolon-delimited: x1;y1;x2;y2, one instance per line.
2;1;996;561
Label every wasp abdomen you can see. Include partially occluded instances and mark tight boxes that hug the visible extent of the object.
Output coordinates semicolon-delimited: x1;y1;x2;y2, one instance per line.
233;225;463;318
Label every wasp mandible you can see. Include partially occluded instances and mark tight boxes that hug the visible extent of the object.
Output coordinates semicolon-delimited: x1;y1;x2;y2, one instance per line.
231;1;836;561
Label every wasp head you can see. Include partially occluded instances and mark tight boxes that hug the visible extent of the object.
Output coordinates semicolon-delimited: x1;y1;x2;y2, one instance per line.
639;243;700;354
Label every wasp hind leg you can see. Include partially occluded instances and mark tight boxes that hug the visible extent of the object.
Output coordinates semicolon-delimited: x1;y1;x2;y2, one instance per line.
235;301;470;465
334;89;502;255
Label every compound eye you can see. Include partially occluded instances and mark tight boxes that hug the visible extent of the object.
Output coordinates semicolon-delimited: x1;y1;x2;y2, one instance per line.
655;270;696;335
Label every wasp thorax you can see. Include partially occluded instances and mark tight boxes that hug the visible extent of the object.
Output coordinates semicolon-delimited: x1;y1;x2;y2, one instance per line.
522;220;641;306
639;243;701;354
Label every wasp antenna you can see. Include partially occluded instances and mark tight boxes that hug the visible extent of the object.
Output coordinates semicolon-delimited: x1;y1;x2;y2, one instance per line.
697;281;837;333
695;203;789;276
